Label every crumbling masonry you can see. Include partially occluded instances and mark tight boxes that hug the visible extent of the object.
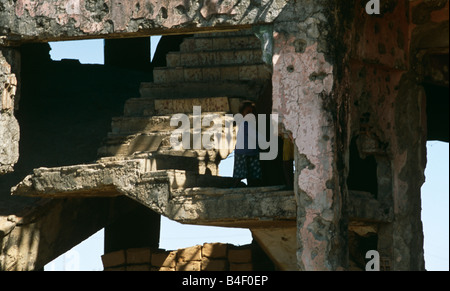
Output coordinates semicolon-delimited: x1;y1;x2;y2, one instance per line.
0;0;448;271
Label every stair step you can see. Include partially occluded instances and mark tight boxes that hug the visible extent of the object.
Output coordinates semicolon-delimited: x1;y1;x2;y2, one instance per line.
124;96;241;116
139;80;266;100
154;96;236;115
99;129;234;161
110;112;232;135
153;64;271;83
166;49;263;67
98;134;227;175
180;33;260;52
97;153;207;173
98;132;169;157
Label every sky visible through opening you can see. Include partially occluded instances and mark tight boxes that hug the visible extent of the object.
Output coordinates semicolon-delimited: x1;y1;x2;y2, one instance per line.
44;38;448;271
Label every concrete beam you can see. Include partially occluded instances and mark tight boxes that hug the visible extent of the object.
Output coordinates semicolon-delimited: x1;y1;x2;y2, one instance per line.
0;0;289;44
11;158;297;228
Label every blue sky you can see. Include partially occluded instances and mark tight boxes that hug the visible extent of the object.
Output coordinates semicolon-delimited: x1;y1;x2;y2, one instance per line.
44;38;448;271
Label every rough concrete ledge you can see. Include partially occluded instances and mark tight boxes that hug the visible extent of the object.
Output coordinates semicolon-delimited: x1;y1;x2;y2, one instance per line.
11;159;296;228
0;0;289;43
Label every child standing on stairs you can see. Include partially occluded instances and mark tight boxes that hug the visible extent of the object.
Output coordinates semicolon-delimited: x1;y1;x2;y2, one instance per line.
232;101;262;187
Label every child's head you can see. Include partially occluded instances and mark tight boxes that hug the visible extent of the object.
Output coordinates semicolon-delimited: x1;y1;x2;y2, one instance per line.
239;101;255;117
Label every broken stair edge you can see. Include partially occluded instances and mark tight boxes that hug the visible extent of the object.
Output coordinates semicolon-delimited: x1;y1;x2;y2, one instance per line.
10;159;297;227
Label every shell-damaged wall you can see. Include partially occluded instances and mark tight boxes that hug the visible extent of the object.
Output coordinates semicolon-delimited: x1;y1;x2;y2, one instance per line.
337;0;427;271
272;0;447;271
1;0;448;270
0;0;289;43
0;49;19;175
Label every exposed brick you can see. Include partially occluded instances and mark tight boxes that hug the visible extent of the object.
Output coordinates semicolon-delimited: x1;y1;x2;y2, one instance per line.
201;258;228;271
101;250;126;268
176;260;202;271
228;246;252;263
126;247;152;265
202;243;228;259
177;245;202;261
151;251;177;268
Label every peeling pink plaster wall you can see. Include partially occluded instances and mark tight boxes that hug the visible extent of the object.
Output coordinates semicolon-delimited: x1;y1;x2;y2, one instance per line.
272;32;341;270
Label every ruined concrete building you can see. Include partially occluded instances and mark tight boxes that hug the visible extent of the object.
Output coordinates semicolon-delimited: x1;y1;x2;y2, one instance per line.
0;0;448;271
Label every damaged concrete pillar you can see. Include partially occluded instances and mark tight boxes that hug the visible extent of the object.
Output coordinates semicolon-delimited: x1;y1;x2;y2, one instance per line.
0;48;19;175
272;2;345;271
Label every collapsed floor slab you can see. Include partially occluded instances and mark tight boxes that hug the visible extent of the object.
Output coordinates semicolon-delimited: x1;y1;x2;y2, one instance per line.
11;158;296;228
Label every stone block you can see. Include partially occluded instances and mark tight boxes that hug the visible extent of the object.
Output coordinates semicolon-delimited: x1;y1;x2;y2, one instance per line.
151;250;177;268
194;38;213;51
213;38;230;50
176;260;202;271
202;67;221;81
229;36;250;49
197;52;215;66
166;53;181;67
216;51;235;65
167;67;185;83
101;250;126;268
153;69;167;83
184;67;203;82
228;246;252;263
201;258;228;271
177;245;202;261
239;65;259;81
126;247;151;265
202;243;228;259
181;53;200;67
219;66;238;81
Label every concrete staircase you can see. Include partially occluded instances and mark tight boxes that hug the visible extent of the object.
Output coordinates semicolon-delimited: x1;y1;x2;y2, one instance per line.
12;30;298;270
98;30;272;175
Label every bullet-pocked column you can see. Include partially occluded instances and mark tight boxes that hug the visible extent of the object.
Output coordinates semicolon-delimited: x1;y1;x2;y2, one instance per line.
271;8;345;269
